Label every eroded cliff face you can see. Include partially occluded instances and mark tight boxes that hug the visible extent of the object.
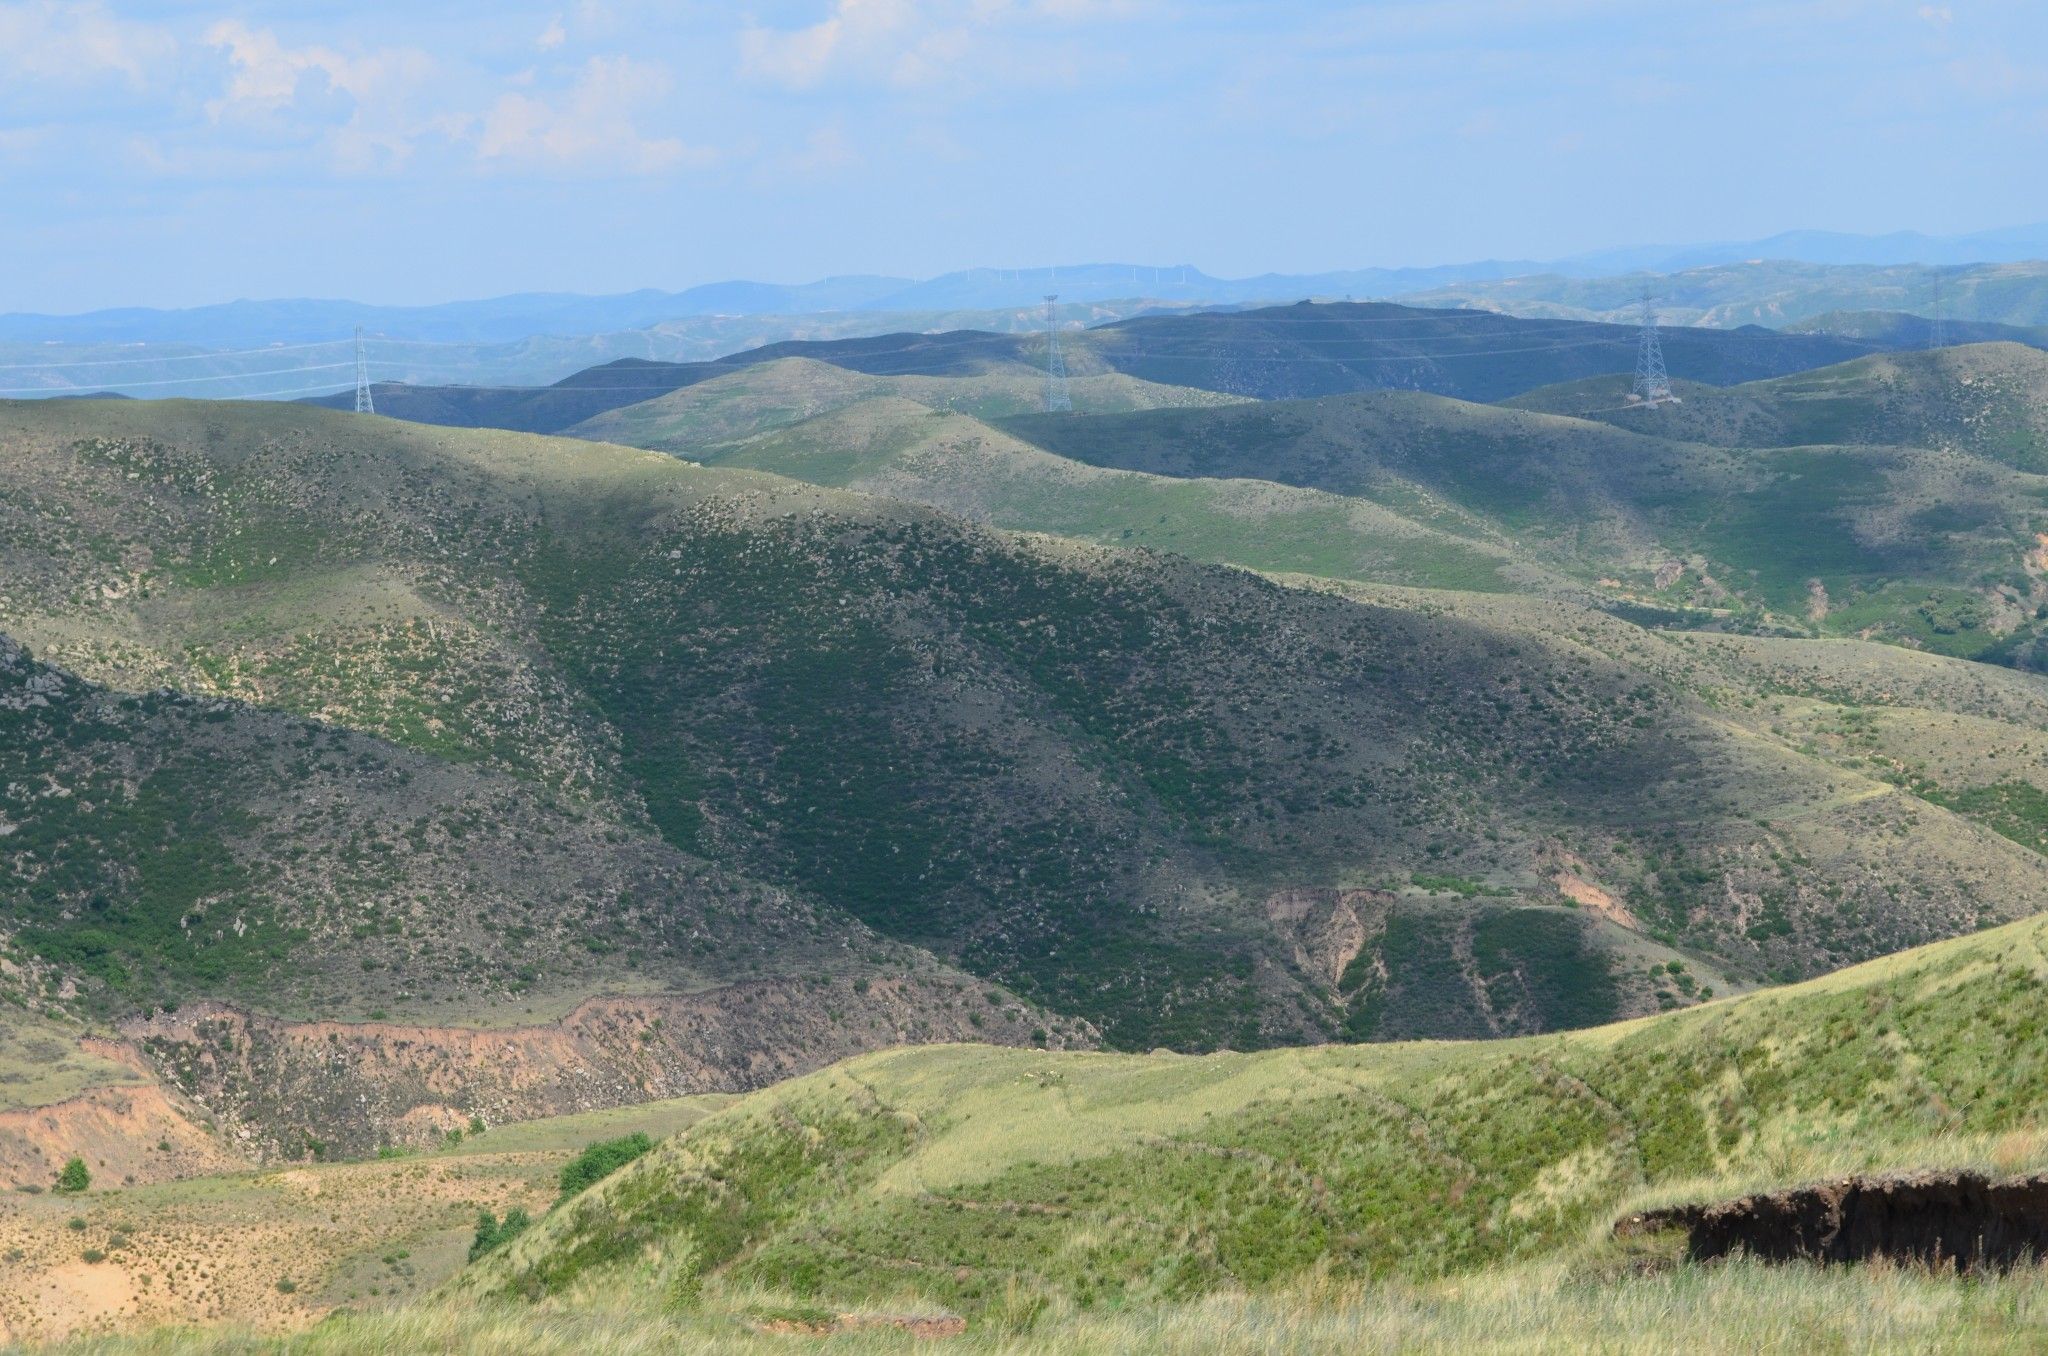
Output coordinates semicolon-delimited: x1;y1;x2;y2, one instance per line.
1618;1171;2048;1270
0;975;1087;1187
121;975;1083;1160
0;1082;248;1193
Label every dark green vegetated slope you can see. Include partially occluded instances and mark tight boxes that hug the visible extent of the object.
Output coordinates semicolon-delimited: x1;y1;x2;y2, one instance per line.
7;399;2048;1053
0;632;881;1020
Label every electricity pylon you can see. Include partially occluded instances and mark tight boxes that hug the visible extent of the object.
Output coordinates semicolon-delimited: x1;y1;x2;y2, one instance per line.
354;327;375;415
1043;295;1071;413
1632;291;1675;406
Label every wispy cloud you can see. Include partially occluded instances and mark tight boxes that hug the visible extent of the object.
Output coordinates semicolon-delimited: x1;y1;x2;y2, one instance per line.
476;55;715;174
738;0;1146;92
0;1;175;88
204;21;439;171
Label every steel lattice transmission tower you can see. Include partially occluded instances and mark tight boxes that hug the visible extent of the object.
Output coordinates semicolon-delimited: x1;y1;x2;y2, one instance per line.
1631;291;1675;406
1929;273;1948;351
1042;294;1072;413
353;326;375;415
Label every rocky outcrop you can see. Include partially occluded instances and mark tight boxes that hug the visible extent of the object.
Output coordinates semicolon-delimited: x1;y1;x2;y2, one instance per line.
1616;1170;2048;1270
123;976;1084;1160
1263;888;1393;991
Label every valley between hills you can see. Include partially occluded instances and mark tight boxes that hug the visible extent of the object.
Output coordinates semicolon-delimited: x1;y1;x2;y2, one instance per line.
10;303;2048;1348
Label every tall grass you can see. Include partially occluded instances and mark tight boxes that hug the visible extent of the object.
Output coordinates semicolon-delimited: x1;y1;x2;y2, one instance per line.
36;1259;2048;1355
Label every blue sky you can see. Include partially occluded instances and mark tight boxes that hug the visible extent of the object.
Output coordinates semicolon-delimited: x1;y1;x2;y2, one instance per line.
4;0;2047;311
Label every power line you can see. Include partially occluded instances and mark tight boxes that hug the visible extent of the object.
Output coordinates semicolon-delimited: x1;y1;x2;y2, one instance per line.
0;363;353;395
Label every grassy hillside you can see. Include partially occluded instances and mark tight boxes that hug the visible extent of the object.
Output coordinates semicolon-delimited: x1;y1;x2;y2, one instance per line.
463;910;2048;1329
1510;343;2048;473
563;357;1244;451
20;917;2048;1350
632;381;1534;594
1007;384;2048;661
1078;300;1874;401
0;630;948;1027
19;403;2048;1065
10;398;2048;1060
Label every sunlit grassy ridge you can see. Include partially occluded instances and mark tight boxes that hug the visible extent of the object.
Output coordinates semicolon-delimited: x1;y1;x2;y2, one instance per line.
463;911;2048;1323
674;387;1531;593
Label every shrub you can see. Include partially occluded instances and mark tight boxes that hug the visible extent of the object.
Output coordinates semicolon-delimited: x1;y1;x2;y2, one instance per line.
556;1133;654;1203
54;1158;90;1194
468;1208;531;1262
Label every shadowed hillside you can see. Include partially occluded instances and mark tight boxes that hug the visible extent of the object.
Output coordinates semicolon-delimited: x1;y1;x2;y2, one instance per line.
303;301;1882;434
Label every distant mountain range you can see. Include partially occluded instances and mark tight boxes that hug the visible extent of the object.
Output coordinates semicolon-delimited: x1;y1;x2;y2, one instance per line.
9;223;2048;350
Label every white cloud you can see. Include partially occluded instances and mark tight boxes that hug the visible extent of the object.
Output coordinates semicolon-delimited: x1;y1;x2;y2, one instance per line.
538;16;568;50
1918;5;1953;26
0;1;175;88
739;0;1145;91
476;56;713;174
204;21;437;170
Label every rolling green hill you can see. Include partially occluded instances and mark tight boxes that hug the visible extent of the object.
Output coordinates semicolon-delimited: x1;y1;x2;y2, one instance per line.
563;357;1245;452
463;909;2048;1329
589;368;1534;594
1077;300;1874;401
1005;382;2048;661
10;397;2048;1072
1509;342;2048;472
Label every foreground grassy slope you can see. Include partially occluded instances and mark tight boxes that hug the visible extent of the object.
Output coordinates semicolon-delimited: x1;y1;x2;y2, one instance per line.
467;910;2048;1326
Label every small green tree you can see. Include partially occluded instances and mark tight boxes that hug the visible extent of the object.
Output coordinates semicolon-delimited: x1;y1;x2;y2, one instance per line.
54;1158;90;1194
556;1132;653;1203
467;1207;531;1262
